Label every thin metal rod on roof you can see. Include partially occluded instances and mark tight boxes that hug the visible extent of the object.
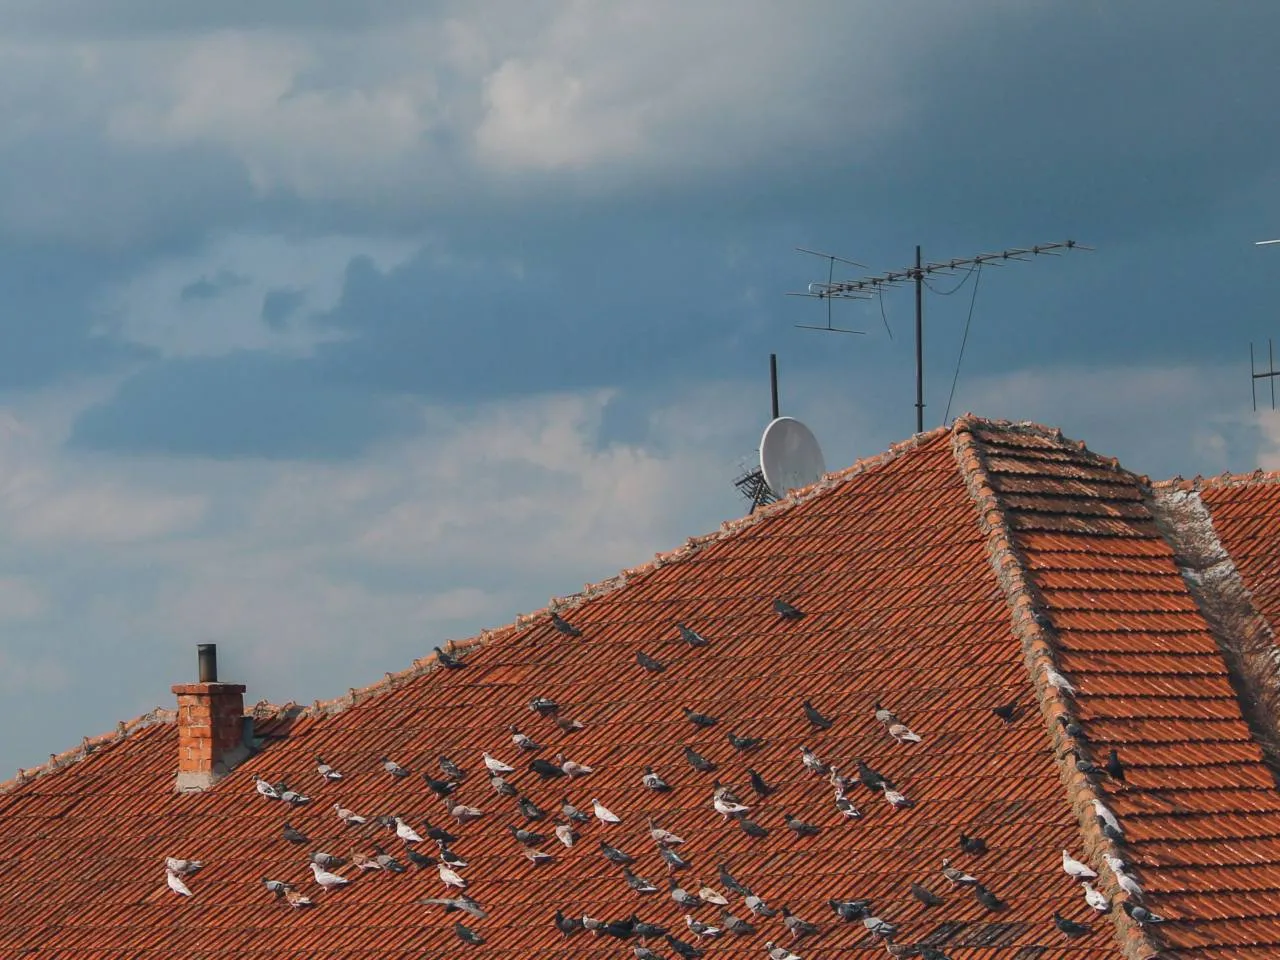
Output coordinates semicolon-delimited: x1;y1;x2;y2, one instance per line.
770;353;780;419
1250;339;1280;412
788;240;1092;434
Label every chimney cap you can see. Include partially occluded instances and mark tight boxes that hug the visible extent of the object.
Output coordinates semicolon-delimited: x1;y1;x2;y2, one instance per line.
197;644;218;684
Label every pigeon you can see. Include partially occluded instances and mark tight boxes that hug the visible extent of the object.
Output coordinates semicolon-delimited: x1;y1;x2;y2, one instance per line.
423;821;458;843
698;884;730;906
262;878;289;895
1075;752;1102;775
593;798;622;824
721;911;755;935
1094;799;1123;836
941;859;977;885
454;921;485;945
856;760;888;792
395;817;424;843
802;700;833;730
991;698;1018;723
660;846;692;871
554;910;583;937
281;823;308;844
309;862;349;889
439;862;467;889
528;696;559;715
1106;748;1126;782
919;950;952;960
834;793;862;820
882;782;913;808
685;746;716;773
582;915;604;935
714;796;751;819
728;731;766;752
888;721;923;744
351;851;382;872
800;746;828;775
380;756;410;778
642;766;671;791
309;851;346;870
517;796;545;820
634;918;668;939
747;768;775;796
554;821;577;847
255;778;280;799
637;651;666;672
372;845;407;873
648;817;685;846
550;612;581;636
600;839;635;864
509;825;545;846
555;713;586;734
667;934;705;959
530;757;566;779
764;942;801;960
1053;911;1090;937
745;893;777;917
1111;868;1143;899
418;895;488;919
165;870;193;896
828;898;871;922
683;707;718;728
557;753;594;777
633;947;661;960
862;914;897;939
445;798;484;822
406;848;438;869
437;841;468;868
670;877;703;908
1082;882;1110;912
523;845;555;865
490;774;518;797
1098;817;1124;842
959;832;987;855
433;646;465;668
561;797;591;823
623;868;658;894
315;756;342;780
282;788;311;806
165;857;202;876
483;752;515;775
424;774;457;796
1044;665;1077;694
911;882;945;906
780;907;820;940
686;915;722;939
718;864;752;897
510;726;542;751
439;755;466;780
974;883;1005;911
1123;902;1167;925
1058;715;1085;739
774;598;804;619
677;622;710;647
784;813;820;837
1063;850;1097;879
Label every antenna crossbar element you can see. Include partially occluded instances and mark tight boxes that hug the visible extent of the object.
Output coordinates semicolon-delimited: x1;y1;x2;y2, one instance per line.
1251;339;1280;411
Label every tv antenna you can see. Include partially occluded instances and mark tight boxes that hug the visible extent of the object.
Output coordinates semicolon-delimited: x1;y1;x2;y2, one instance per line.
791;248;869;335
790;240;1091;434
733;354;783;512
1251;340;1280;411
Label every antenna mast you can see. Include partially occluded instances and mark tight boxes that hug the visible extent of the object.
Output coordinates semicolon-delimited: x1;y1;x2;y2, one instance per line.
791;240;1091;433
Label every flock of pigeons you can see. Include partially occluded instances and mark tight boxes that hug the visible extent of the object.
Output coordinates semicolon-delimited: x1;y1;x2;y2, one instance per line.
159;600;1166;957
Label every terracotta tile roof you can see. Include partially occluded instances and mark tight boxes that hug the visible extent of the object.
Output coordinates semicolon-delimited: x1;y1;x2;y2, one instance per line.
1;418;1279;958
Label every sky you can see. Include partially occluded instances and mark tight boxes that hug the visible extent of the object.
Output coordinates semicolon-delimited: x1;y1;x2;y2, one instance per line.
2;1;1280;776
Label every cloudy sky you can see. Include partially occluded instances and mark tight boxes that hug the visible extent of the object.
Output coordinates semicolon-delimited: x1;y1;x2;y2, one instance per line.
2;1;1279;775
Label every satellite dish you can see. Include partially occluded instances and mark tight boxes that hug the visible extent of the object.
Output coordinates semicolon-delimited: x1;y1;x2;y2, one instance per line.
760;417;826;498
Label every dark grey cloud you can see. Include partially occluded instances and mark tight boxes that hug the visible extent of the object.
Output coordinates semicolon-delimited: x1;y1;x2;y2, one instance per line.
260;288;306;330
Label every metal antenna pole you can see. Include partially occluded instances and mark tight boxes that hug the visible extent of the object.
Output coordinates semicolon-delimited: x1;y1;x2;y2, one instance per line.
1248;340;1280;411
770;353;780;419
914;245;924;434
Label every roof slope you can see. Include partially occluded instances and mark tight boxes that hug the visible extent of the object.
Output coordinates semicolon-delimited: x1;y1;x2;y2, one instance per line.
1193;473;1280;634
0;419;1278;958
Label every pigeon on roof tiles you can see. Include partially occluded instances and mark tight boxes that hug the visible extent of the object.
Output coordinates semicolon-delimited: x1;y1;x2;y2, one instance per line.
423;820;457;843
483;752;515;775
690;885;724;907
637;651;666;673
454;920;485;945
437;754;466;779
554;821;577;847
721;911;755;936
523;845;555;865
711;780;741;802
684;746;716;773
424;774;457;797
642;766;671;791
991;698;1018;723
281;823;308;844
1044;665;1077;694
405;848;438;869
1082;882;1110;912
633;917;667;939
1094;799;1123;836
802;700;833;730
332;803;368;829
1097;816;1124;842
727;731;766;752
592;798;622;824
555;713;586;734
550;612;581;636
490;773;518;796
973;883;1005;911
669;878;703;908
394;817;423;843
739;818;769;838
799;746;828;775
648;817;685;846
633;946;661;960
600;839;635;864
518;795;546;821
764;943;801;960
747;768;776;796
262;878;289;895
1062;850;1097;879
380;756;410;777
623;868;658;894
873;701;896;724
910;882;944;907
438;862;467;889
941;859;977;885
856;760;888;792
510;726;542;751
604;917;637;940
667;933;705;959
745;892;777;917
314;756;342;780
884;944;917;959
660;846;692;871
683;707;718;728
1111;867;1143;898
888;721;923;744
828;898;871;922
375;815;397;830
1074;752;1101;776
164;857;202;876
371;845;407;873
509;825;545;846
561;797;591;823
677;623;710;648
417;894;487;919
717;863;752;897
919;949;952;960
432;646;465;669
774;598;804;619
165;870;193;897
713;795;751;819
1106;748;1126;782
255;778;280;799
554;910;584;937
881;782;913;808
1123;901;1167;925
1052;911;1090;937
958;833;987;855
582;914;604;935
557;752;594;777
528;696;559;715
862;913;897;940
309;862;349;889
784;813;821;837
529;757;566;779
277;888;312;907
686;916;722;939
834;792;862;820
444;797;484;822
351;850;382;872
780;907;820;939
437;841;468;868
1057;715;1085;739
828;766;857;793
309;851;345;870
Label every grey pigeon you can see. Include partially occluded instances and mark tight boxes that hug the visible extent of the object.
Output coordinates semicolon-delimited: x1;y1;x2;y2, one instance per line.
281;823;308;844
1123;902;1166;925
642;766;671;791
600;839;635;864
454;921;485;945
683;707;718;728
380;756;410;777
784;813;820;837
677;623;710;648
309;851;346;870
633;947;661;960
827;898;871;922
634;918;667;938
774;598;804;619
509;825;544;846
637;651;666;672
747;768;775;796
623;868;658;894
721;911;755;935
438;755;465;780
684;746;716;773
490;774;518;797
739;818;768;838
728;731;766;751
660;846;692;871
780;907;820;939
911;882;944;907
745;893;777;917
554;910;583;937
561;797;590;823
550;612;581;636
669;877;702;908
433;646;464;668
862;914;897;939
518;796;546;820
718;863;752;897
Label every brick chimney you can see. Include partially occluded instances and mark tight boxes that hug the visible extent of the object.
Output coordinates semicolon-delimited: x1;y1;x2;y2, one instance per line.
172;644;250;792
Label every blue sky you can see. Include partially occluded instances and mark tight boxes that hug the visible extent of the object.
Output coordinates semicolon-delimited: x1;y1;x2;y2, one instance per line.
1;1;1279;775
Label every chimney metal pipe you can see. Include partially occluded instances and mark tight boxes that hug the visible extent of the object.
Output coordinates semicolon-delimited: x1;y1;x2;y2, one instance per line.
197;643;218;683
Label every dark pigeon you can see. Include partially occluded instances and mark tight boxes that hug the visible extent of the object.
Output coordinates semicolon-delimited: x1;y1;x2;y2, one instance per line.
530;757;567;779
911;882;945;907
439;755;466;780
555;910;583;937
959;832;987;855
774;598;805;619
739;818;768;839
1053;911;1090;937
281;823;308;844
803;699;834;731
637;651;666;673
684;746;716;773
974;883;1005;911
665;934;705;959
509;825;544;846
718;864;752;898
424;821;457;844
727;732;765;752
1106;748;1126;782
454;921;485;945
518;796;546;821
1123;901;1166;925
433;646;464;669
991;698;1018;723
600;839;635;865
550;613;581;637
406;848;437;868
676;623;710;648
747;768;775;796
683;707;718;728
856;759;888;792
423;774;457;797
828;898;871;922
784;813;820;837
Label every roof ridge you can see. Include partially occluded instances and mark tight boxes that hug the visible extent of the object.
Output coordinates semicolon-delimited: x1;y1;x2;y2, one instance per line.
950;418;1163;960
1154;467;1280;492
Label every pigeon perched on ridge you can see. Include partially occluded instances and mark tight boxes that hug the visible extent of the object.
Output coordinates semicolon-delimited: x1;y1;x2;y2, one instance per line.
433;646;464;668
550;612;581;636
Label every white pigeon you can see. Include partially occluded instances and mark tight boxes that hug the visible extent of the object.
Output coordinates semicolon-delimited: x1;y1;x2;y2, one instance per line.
592;799;621;824
483;752;514;775
888;722;923;744
1114;868;1143;898
713;796;751;819
310;862;349;889
439;862;468;889
557;753;594;777
1094;799;1123;835
1062;850;1098;879
698;886;729;906
165;870;193;897
1082;881;1110;912
800;746;825;775
164;857;202;876
334;803;367;825
395;817;424;843
1044;665;1077;694
523;846;554;864
254;778;280;800
882;783;912;808
445;798;484;821
765;942;802;960
554;822;577;847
